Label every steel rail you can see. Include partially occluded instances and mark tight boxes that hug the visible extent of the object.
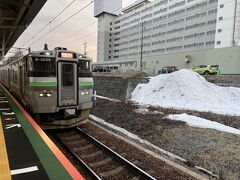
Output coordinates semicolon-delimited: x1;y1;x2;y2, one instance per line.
76;127;156;180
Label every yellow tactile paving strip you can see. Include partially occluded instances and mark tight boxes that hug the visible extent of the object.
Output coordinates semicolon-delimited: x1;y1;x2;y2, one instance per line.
0;116;11;180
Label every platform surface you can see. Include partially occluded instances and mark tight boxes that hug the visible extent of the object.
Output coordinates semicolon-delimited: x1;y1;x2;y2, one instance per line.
0;84;84;180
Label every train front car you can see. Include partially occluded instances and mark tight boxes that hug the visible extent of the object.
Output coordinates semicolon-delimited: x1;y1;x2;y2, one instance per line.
29;48;93;129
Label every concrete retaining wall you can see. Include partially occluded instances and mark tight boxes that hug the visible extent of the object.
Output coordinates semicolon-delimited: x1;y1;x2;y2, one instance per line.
93;76;149;100
94;75;240;100
204;75;240;88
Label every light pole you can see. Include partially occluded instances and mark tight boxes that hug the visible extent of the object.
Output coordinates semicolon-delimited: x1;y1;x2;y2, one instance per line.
140;21;144;72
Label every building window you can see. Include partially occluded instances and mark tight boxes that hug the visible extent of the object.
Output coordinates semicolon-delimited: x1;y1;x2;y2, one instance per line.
219;16;223;21
220;4;224;8
109;56;111;59
217;41;221;45
110;33;112;36
110;22;112;25
109;39;112;42
109;50;111;53
110;28;112;31
218;29;222;33
109;45;111;48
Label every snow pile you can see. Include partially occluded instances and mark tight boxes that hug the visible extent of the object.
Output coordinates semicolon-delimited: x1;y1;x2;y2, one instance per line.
131;69;240;116
166;113;240;135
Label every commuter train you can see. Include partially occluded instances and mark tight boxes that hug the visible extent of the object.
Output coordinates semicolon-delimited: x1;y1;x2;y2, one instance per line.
0;46;93;129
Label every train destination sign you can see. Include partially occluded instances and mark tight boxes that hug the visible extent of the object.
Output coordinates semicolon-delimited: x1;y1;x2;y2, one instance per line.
60;52;73;58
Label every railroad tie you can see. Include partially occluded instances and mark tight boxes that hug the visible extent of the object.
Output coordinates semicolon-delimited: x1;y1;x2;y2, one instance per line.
89;157;112;168
73;144;93;151
61;136;78;141
66;139;87;146
81;150;103;159
99;166;125;178
130;176;140;180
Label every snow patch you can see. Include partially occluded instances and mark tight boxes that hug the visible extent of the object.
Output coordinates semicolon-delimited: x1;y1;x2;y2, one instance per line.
131;69;240;116
95;95;120;102
195;166;219;179
134;107;164;115
166;113;240;135
90;114;220;178
90;114;186;162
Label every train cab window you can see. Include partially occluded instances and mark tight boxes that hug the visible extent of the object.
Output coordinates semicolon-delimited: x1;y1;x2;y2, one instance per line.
78;60;92;77
62;64;74;86
28;57;56;77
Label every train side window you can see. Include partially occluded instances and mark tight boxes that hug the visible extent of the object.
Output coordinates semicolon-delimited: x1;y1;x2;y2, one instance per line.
78;60;92;77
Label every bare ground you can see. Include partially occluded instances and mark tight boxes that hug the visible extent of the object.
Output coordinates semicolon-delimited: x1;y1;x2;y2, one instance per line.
91;99;240;179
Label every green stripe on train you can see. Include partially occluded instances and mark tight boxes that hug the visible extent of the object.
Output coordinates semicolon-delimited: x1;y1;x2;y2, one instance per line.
29;82;93;87
79;82;94;86
30;82;57;87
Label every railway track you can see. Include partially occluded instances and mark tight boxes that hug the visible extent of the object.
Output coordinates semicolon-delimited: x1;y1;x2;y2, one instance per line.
54;127;156;180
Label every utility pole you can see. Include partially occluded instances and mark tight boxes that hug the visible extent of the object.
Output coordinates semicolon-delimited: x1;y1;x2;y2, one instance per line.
232;0;237;46
140;22;144;71
83;42;87;55
2;31;5;58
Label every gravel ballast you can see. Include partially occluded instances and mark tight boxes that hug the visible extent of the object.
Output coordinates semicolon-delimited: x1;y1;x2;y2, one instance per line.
91;99;240;179
80;123;195;179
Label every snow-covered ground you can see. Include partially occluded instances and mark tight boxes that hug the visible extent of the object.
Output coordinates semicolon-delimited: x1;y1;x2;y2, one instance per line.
166;113;240;135
131;69;240;116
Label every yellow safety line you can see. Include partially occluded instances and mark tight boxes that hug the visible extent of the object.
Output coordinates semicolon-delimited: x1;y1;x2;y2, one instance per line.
0;116;11;180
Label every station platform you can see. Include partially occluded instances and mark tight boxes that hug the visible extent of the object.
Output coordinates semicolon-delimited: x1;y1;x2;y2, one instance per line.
0;84;84;180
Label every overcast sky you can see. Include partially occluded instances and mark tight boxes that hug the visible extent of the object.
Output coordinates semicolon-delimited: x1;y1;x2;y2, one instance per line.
11;0;137;61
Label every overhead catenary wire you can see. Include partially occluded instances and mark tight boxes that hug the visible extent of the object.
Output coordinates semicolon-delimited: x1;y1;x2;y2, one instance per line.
15;0;238;58
24;0;95;47
21;0;79;47
51;0;138;47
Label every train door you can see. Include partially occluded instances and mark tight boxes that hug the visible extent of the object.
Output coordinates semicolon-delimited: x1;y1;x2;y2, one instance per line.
58;62;78;106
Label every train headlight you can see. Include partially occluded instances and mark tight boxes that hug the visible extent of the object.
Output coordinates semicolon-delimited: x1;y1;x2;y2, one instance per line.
81;91;90;96
39;92;52;97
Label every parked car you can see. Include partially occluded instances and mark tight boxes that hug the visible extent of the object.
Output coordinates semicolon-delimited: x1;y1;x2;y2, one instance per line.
92;65;110;72
209;65;219;74
158;66;178;74
191;65;215;75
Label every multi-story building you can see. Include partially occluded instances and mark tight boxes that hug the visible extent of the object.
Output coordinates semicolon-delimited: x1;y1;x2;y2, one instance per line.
94;0;240;74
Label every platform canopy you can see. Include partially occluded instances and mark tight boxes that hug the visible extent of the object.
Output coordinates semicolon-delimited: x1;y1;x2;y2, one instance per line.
0;0;47;58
